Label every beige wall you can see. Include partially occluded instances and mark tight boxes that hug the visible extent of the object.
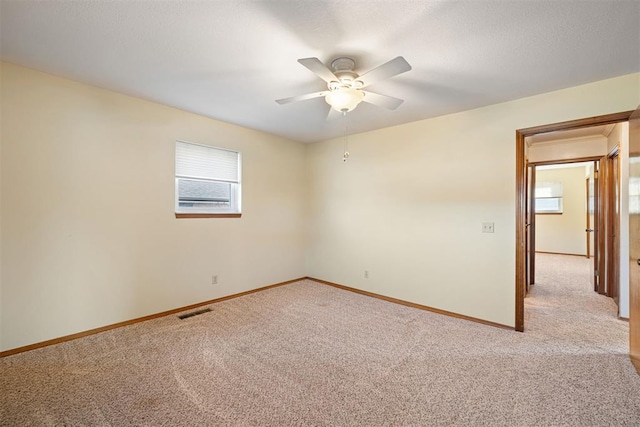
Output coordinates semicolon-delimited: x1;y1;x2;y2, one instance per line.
307;73;640;327
2;62;639;350
535;166;587;255
528;136;607;163
0;63;308;351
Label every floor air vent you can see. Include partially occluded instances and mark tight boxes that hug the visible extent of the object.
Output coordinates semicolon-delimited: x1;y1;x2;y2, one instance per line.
178;308;212;320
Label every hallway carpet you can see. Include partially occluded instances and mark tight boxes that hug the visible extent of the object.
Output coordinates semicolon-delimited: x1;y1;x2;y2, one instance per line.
2;255;639;425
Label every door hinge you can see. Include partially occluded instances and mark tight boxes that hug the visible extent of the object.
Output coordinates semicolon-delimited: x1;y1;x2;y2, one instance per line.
595;269;599;276
594;171;598;179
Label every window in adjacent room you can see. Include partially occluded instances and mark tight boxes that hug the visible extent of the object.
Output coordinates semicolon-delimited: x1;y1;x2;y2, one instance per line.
175;141;241;217
629;176;640;214
535;181;563;214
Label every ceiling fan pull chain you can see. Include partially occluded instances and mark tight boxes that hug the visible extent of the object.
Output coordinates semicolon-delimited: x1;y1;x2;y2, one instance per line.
343;111;350;162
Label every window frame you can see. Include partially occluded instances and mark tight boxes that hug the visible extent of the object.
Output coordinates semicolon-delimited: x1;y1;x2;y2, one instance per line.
174;140;242;218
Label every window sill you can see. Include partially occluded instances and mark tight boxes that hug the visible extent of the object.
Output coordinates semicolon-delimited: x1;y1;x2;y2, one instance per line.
175;213;242;219
535;212;563;215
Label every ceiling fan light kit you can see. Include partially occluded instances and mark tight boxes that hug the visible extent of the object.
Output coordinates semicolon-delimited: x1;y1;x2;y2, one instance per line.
276;55;412;113
326;87;365;112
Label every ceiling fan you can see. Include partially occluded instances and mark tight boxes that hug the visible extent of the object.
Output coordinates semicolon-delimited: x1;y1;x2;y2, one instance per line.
276;56;412;113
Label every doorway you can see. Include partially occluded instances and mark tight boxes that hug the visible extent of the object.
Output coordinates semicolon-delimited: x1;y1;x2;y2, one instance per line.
528;160;604;296
515;111;634;332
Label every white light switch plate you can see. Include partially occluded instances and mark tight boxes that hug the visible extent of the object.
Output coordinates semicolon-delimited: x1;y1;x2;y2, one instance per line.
482;222;495;233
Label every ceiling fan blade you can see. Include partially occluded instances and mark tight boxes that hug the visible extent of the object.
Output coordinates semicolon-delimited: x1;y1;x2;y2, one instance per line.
298;57;339;83
276;91;329;105
362;91;404;110
358;56;412;87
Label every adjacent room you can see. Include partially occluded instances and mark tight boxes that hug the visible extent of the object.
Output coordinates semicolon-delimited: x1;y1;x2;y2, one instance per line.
1;0;640;425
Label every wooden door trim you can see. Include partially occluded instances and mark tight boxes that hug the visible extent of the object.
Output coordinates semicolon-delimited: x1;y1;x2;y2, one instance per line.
629;106;640;374
529;156;604;166
519;111;634;135
515;110;633;332
605;150;621;302
516;131;526;331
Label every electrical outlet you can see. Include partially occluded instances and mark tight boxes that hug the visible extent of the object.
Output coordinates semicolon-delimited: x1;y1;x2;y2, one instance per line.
212;275;218;285
482;222;495;233
364;270;369;279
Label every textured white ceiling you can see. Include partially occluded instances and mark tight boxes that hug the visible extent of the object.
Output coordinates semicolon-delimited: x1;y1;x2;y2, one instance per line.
1;0;639;143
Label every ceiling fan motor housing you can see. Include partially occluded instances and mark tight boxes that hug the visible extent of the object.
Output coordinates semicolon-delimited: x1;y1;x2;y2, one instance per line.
330;57;363;89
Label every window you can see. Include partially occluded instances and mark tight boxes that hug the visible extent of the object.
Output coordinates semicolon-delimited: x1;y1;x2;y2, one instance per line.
535;181;563;214
175;141;241;216
630;158;640;214
629;177;640;214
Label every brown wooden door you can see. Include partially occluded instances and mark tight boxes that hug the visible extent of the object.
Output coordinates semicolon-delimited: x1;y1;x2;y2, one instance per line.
597;157;608;294
606;150;620;304
586;177;592;259
629;106;640;374
588;161;601;291
526;164;536;292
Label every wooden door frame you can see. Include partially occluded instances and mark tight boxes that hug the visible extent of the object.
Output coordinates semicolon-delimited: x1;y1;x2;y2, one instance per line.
606;148;621;304
629;107;640;374
515;111;633;332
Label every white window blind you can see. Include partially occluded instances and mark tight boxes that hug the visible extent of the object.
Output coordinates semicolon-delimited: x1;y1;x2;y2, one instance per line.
535;181;562;198
175;141;241;215
535;181;563;213
176;141;239;182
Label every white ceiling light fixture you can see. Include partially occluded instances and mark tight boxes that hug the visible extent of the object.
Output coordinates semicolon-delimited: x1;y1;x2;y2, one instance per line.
325;57;365;113
325;87;365;112
276;56;412;113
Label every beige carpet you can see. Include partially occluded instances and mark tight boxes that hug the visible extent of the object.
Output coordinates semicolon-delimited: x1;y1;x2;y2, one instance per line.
2;254;639;426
